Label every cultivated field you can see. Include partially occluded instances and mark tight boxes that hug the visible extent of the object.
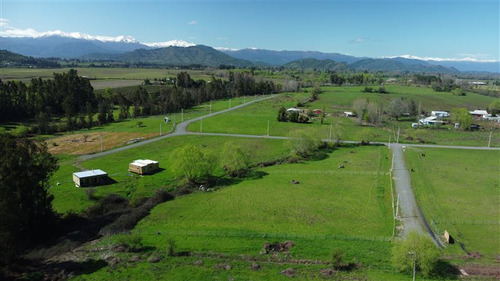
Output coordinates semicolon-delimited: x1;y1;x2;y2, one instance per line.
404;147;500;262
0;67;215;82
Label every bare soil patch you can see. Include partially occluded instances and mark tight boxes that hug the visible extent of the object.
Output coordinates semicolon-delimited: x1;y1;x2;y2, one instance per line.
47;132;158;155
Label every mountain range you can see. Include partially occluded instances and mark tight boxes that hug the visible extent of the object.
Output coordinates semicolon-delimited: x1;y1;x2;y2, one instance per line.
1;35;498;73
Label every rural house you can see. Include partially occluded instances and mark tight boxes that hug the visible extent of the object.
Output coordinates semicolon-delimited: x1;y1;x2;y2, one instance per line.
73;169;108;187
129;159;160;175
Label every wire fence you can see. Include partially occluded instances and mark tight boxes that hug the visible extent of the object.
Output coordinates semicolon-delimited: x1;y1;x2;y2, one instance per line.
137;229;392;243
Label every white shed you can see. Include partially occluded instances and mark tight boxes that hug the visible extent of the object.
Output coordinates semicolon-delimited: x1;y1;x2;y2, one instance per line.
73;169;108;187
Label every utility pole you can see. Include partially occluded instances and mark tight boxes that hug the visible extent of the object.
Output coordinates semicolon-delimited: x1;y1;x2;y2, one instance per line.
181;108;184;122
267;120;270;136
200;117;203;133
488;131;492;147
397;127;400;143
388;135;391;147
395;194;400;218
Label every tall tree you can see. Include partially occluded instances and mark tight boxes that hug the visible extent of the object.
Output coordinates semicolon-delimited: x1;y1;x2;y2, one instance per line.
386;98;409;121
0;135;58;264
171;144;218;184
451;108;472;130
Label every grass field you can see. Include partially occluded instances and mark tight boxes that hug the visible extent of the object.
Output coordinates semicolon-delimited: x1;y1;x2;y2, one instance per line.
70;145;403;280
0;67;216;82
49;135;290;214
404;147;500;262
188;86;500;147
43;95;255;155
90;79;143;90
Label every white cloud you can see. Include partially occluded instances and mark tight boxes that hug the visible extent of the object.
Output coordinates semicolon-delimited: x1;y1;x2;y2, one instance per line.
383;54;498;63
0;18;10;28
188;20;198;25
143;40;196;48
349;37;367;44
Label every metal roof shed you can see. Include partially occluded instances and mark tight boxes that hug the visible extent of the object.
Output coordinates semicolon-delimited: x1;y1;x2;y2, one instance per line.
73;169;108;187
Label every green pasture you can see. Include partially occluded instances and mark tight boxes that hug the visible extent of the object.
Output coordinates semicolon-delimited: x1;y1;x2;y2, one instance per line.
0;67;215;82
73;145;405;280
404;147;500;261
49;135;289;214
308;85;496;111
188;86;499;147
82;95;253;134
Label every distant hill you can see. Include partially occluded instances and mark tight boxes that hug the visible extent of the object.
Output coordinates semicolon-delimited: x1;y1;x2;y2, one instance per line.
284;58;350;71
1;36;147;58
0;50;60;68
1;34;497;72
219;48;362;65
84;45;254;67
349;58;460;73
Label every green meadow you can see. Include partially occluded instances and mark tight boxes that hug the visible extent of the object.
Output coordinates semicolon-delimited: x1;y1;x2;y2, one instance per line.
49;135;289;214
404;147;500;262
188;86;499;147
72;145;402;280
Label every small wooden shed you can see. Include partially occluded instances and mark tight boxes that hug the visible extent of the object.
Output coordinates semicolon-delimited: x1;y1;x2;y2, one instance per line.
128;159;159;175
73;169;108;187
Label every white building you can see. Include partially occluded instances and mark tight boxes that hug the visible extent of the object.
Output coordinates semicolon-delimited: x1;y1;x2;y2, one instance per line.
419;116;444;126
129;159;159;175
431;111;450;118
73;169;108;187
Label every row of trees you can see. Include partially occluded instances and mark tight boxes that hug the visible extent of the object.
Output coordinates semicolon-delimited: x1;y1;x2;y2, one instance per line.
0;70;279;134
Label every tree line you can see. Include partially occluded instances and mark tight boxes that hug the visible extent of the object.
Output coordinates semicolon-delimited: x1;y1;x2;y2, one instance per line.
0;70;279;134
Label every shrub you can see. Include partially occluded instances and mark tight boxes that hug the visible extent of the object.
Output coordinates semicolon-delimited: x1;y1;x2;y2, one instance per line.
166;238;176;257
116;234;143;251
84;188;97;200
392;231;440;277
331;248;344;269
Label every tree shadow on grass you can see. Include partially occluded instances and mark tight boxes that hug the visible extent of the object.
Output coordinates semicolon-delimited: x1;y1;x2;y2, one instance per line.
214;171;269;188
432;260;461;279
45;259;108;276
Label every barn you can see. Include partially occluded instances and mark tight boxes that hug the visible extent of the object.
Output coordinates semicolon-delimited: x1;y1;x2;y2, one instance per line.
73;169;108;187
128;159;159;175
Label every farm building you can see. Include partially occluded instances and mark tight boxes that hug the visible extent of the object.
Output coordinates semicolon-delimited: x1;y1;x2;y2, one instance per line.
73;169;108;187
431;111;450;118
344;111;356;117
469;110;489;119
419;116;444;126
129;159;159;175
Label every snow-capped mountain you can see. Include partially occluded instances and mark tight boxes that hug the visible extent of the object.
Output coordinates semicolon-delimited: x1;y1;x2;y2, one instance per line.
143;40;195;48
0;30;196;58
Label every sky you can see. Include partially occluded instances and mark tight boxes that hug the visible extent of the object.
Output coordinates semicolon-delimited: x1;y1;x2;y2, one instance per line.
1;0;499;61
